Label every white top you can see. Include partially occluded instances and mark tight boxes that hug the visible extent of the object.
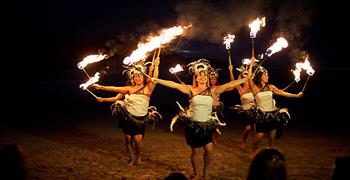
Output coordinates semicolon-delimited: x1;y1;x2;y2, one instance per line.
254;91;277;112
187;95;213;122
124;94;150;117
240;92;255;110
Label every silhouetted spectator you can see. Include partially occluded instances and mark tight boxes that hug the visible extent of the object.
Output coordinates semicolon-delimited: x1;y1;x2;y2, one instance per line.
0;143;28;180
164;171;188;180
330;155;350;180
247;147;286;180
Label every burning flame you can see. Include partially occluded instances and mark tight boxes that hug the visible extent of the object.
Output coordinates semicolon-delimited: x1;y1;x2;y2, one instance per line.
302;57;315;76
266;37;288;57
249;17;266;38
292;65;302;82
123;25;190;65
242;58;259;65
77;54;107;69
169;64;184;74
223;34;235;49
79;72;100;90
242;58;251;65
291;56;315;82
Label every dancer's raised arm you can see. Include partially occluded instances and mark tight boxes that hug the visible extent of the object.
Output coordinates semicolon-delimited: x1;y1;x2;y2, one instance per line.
152;78;191;96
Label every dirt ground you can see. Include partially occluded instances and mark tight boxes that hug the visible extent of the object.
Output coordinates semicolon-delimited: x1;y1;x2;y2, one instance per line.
1;111;349;180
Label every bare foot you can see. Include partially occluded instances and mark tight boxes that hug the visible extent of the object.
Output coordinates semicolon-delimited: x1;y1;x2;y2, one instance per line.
134;158;142;165
202;174;211;180
128;159;134;166
190;174;200;180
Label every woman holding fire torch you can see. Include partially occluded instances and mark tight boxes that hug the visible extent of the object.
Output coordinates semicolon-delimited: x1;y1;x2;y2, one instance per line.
151;59;247;179
229;63;257;150
248;57;303;155
92;58;161;165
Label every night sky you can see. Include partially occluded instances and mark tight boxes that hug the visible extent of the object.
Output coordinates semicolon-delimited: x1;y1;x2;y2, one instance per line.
5;0;349;130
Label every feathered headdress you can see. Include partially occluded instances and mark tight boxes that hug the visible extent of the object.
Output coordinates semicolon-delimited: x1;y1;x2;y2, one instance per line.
236;64;266;77
236;65;249;77
209;68;221;78
122;60;151;79
186;58;213;76
236;58;260;77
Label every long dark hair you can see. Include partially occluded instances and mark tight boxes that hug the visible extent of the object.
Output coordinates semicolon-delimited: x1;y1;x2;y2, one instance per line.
253;67;267;88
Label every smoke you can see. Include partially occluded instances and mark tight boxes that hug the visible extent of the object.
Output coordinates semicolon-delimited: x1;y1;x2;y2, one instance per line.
98;0;318;75
266;0;318;62
175;0;265;43
174;0;318;61
97;21;164;75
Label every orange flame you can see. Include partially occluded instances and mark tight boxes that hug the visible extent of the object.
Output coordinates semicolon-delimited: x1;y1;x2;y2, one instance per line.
266;37;288;57
77;54;107;69
302;57;315;76
79;72;100;90
242;58;259;65
291;56;315;82
223;34;235;49
169;64;184;74
123;25;190;65
249;17;266;38
292;64;302;82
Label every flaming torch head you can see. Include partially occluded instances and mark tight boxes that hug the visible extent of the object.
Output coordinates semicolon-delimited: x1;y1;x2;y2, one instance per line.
169;64;184;74
249;17;266;38
223;34;235;49
77;54;107;69
292;63;302;82
302;57;315;76
122;25;189;66
79;72;101;90
266;37;288;57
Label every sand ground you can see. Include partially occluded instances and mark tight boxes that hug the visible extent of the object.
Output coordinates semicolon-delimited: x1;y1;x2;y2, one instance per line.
1;111;349;179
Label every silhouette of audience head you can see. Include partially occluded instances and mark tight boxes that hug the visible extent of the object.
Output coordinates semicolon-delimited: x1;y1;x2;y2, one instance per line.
164;171;188;180
0;143;28;180
330;155;350;180
247;147;286;180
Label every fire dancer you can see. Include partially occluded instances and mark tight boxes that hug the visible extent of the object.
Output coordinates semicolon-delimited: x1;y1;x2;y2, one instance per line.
230;63;256;150
208;68;225;145
151;59;247;179
248;58;303;155
92;58;161;165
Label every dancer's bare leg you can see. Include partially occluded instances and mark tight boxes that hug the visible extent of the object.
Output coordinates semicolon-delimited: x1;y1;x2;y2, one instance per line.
191;147;200;179
268;129;277;147
134;134;143;165
212;128;221;145
240;125;251;149
252;132;264;157
203;142;213;179
124;134;134;165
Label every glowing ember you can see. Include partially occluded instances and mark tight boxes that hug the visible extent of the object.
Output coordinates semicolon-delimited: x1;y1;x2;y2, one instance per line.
123;25;190;65
169;64;184;74
223;34;235;49
249;17;266;38
77;54;107;69
266;37;288;57
79;72;101;90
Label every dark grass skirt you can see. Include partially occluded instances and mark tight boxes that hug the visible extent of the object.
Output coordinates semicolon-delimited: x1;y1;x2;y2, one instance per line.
111;102;162;136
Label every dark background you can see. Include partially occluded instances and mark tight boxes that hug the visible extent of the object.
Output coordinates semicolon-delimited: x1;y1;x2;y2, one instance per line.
4;0;349;131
